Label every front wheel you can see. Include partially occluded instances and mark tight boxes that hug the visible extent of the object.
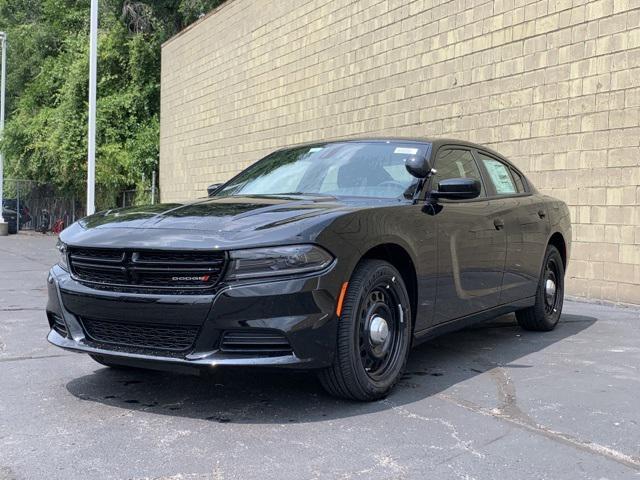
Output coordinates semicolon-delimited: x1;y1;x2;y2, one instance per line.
516;245;564;331
319;260;412;401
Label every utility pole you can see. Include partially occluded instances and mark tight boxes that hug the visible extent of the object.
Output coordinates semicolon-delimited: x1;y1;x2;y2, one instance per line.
0;31;7;235
86;0;98;215
151;170;156;205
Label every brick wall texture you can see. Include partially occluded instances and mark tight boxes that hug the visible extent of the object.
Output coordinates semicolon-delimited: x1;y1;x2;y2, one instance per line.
160;0;640;304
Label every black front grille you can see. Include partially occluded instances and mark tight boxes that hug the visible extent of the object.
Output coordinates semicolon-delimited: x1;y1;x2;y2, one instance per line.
68;247;226;291
81;318;199;352
48;312;68;337
220;330;292;354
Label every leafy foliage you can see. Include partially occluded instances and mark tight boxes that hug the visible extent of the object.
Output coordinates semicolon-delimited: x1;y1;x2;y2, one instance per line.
0;0;224;208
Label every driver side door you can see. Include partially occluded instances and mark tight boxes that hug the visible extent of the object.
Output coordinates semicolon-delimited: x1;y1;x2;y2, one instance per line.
429;146;507;324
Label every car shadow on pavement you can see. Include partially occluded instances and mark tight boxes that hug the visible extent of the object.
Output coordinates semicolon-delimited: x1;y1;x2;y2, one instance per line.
65;312;596;423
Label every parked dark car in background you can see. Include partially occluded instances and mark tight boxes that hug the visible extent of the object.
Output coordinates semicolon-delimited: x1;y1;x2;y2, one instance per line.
46;138;571;400
2;199;31;234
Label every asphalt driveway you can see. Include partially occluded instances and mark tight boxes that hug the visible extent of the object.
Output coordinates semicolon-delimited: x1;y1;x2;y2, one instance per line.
1;233;639;480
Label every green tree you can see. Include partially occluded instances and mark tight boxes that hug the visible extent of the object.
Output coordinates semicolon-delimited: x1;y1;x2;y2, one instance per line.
0;0;224;209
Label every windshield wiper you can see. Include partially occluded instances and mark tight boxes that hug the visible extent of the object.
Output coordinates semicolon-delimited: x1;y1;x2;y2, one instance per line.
269;192;334;197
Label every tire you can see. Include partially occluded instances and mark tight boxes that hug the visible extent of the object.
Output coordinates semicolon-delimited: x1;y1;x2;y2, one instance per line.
516;245;564;331
318;259;412;401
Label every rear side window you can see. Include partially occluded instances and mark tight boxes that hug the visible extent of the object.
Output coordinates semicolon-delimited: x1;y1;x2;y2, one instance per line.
511;168;526;193
477;153;517;195
432;149;485;197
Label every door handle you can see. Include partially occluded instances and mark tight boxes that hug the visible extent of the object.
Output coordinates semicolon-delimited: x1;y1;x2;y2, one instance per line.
493;218;505;230
538;210;546;219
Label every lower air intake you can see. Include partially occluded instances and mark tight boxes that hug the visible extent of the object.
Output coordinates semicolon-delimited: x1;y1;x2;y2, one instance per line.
220;330;292;355
81;318;199;352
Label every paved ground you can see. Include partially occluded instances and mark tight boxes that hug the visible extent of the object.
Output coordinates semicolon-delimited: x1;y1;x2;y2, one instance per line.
0;233;639;480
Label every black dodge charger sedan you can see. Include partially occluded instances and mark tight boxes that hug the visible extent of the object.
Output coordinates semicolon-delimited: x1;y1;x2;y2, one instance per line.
47;138;571;400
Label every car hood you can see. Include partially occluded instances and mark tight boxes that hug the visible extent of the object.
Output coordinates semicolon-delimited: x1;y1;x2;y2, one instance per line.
61;195;383;250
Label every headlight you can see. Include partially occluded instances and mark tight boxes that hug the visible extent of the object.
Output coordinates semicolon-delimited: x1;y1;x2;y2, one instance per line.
56;240;69;271
226;245;333;280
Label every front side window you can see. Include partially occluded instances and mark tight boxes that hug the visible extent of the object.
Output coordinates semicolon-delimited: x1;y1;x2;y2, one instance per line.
214;141;432;199
431;149;485;197
477;153;517;195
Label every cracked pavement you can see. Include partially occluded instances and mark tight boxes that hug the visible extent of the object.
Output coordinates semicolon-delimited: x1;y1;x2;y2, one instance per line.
1;234;639;479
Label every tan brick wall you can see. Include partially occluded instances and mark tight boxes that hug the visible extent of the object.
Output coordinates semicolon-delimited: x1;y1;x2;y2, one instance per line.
160;0;640;304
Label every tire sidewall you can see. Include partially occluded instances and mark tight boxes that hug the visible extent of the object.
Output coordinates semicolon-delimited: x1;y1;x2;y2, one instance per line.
344;261;412;397
535;246;564;328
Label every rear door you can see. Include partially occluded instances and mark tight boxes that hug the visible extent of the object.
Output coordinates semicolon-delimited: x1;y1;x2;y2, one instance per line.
429;146;507;324
475;151;549;304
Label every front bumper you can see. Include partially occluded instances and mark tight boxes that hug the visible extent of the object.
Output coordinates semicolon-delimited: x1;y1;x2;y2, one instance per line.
46;264;341;371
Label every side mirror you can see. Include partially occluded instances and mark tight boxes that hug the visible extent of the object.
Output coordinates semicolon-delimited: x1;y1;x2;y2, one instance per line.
431;178;481;200
207;183;223;197
405;155;433;178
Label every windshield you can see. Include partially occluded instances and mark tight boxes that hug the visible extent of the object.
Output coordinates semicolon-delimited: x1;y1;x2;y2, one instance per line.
214;141;432;199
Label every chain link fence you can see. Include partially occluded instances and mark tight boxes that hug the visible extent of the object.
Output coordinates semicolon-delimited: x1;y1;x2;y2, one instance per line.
1;179;73;234
119;187;159;208
2;178;159;234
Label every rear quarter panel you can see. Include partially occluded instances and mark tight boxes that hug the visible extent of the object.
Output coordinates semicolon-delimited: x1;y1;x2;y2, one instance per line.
545;196;572;265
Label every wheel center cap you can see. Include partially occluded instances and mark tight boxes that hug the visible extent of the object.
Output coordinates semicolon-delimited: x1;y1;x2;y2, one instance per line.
545;278;556;302
369;315;389;345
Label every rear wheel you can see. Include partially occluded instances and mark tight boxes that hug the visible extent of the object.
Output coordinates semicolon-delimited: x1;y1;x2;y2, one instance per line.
516;245;564;331
319;260;412;401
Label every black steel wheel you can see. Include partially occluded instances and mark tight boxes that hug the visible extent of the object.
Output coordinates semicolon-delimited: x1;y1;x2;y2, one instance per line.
319;259;412;401
516;245;564;331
